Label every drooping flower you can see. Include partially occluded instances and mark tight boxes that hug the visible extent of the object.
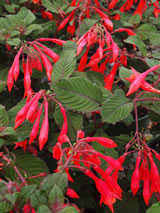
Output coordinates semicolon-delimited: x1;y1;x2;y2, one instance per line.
126;65;160;96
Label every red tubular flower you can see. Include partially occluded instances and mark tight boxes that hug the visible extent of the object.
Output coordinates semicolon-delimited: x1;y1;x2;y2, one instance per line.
29;104;43;144
52;143;62;160
111;42;119;62
103;19;113;32
134;0;147;18
7;66;14;92
81;136;117;148
41;11;53;20
14;93;40;129
131;154;141;195
148;153;160;195
58;106;68;143
78;48;89;72
32;44;53;81
39;101;49;150
34;42;60;63
12;48;23;81
26;92;41;121
126;65;160;96
95;152;123;171
77;130;85;138
125;67;160;95
142;166;150;206
113;28;136;36
66;188;79;198
109;0;119;9
95;178;117;213
37;38;66;46
7;48;23;92
23;58;33;98
104;63;120;91
58;11;75;31
14;140;28;152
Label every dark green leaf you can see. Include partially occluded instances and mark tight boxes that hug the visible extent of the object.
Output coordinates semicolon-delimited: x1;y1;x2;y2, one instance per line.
52;42;76;82
17;185;37;208
31;190;48;209
101;90;133;124
53;77;102;113
3;151;49;184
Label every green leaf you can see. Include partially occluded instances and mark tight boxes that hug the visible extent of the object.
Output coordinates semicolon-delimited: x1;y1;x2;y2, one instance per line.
4;4;19;13
41;172;68;197
145;58;160;68
17;185;37;208
48;184;64;208
16;7;36;26
0;127;17;141
136;24;157;40
149;33;160;46
0;201;13;213
86;71;104;87
54;106;83;139
25;24;42;35
58;206;79;213
110;192;139;213
101;90;133;124
31;190;48;209
124;35;147;56
119;66;133;84
0;67;8;93
0;105;9;127
36;205;51;213
3;151;49;184
146;201;160;213
128;14;141;26
53;77;103;113
5;193;19;205
52;41;76;82
79;18;98;37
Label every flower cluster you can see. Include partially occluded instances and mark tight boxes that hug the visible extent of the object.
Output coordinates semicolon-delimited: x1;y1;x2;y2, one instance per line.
77;24;135;91
14;90;49;150
14;91;68;151
53;130;124;212
109;0;160;18
131;149;160;206
7;38;65;97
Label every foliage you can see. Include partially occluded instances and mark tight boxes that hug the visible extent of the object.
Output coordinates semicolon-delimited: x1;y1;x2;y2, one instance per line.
0;0;160;212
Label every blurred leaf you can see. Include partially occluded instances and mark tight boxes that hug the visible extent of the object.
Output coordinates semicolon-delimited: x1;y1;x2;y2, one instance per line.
17;185;37;208
124;35;147;56
36;205;51;213
41;172;68;196
48;184;64;208
146;202;160;213
0;104;9;127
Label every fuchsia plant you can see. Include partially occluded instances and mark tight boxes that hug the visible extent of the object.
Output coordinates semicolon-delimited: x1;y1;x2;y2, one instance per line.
1;0;160;212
